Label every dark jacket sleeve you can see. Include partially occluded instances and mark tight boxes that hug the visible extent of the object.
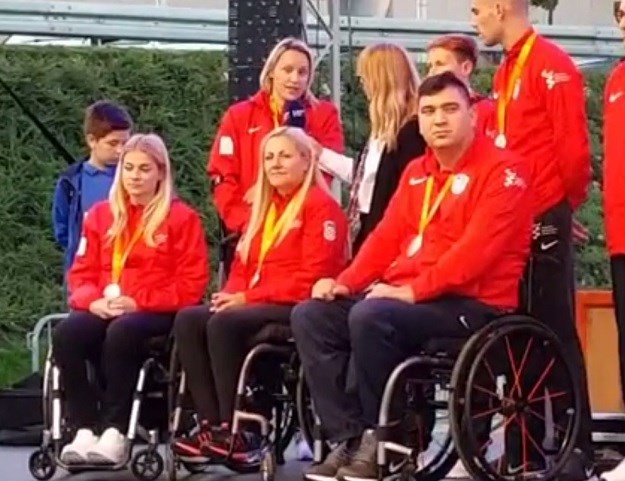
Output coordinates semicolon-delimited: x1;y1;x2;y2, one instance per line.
354;118;426;252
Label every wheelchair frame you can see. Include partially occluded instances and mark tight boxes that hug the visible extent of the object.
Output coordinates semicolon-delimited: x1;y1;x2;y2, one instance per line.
29;336;170;481
165;338;302;481
373;313;583;481
297;312;584;481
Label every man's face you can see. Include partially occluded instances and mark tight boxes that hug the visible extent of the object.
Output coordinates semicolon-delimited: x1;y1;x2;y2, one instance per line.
426;47;474;85
616;1;625;42
88;130;131;166
471;0;505;47
418;86;476;150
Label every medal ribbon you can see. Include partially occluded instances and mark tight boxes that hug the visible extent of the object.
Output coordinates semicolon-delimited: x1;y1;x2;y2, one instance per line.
111;224;144;284
418;175;455;238
496;32;537;137
253;190;303;284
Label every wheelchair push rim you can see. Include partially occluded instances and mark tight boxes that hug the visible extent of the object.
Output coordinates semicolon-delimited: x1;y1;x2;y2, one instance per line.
450;316;581;481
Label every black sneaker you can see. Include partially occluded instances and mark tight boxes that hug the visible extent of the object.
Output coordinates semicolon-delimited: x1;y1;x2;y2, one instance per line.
208;423;262;465
304;441;355;481
559;449;598;481
337;430;378;481
172;420;214;461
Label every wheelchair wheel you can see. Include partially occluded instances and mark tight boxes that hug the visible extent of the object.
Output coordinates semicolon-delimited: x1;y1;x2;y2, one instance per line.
450;315;581;481
28;449;56;481
296;365;333;458
131;448;165;481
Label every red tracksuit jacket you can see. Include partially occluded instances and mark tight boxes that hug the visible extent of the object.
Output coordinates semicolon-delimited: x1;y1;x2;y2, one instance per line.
472;94;496;137
224;184;348;304
337;135;533;310
603;60;625;256
492;29;591;216
207;90;345;233
68;199;209;312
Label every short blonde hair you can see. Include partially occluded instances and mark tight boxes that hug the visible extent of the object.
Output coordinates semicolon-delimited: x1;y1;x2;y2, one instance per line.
356;43;421;151
259;37;317;101
108;133;173;247
238;127;330;263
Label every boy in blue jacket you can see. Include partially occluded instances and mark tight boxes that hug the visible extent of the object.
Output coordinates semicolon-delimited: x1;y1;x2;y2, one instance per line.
52;101;133;273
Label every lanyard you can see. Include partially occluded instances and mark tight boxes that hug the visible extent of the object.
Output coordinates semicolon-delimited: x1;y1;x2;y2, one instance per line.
270;96;282;128
111;224;144;284
251;191;302;285
419;175;454;236
497;33;537;138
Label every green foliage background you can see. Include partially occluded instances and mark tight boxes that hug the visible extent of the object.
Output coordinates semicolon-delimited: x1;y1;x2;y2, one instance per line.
0;46;613;384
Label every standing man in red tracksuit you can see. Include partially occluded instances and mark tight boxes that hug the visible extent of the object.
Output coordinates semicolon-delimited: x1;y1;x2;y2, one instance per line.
426;33;496;137
291;72;533;481
471;0;594;478
602;4;625;481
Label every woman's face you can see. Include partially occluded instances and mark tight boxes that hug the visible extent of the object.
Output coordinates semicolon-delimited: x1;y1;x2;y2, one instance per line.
270;49;311;102
121;150;162;202
263;135;308;194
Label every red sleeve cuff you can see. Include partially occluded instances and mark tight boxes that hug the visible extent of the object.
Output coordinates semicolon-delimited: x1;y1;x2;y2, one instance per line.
409;276;434;303
244;287;271;304
68;285;100;311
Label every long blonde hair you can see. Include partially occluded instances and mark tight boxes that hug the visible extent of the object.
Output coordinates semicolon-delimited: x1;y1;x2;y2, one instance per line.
108;133;173;247
238;126;330;263
356;43;421;151
259;37;317;102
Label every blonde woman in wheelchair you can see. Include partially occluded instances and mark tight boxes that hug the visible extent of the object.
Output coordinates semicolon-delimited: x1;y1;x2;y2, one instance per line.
54;133;209;466
172;126;348;466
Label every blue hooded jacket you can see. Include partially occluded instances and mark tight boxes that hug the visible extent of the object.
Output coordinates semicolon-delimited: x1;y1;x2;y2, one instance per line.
51;159;115;272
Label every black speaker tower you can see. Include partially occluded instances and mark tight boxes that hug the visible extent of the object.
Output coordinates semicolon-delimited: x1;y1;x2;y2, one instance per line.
228;0;304;103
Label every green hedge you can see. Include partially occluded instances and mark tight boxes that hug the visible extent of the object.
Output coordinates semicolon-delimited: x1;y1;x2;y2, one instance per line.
0;46;613;343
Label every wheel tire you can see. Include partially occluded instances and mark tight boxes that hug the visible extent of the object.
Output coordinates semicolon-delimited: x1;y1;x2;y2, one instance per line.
260;450;277;481
130;448;165;481
183;462;210;474
28;449;56;481
451;317;581;481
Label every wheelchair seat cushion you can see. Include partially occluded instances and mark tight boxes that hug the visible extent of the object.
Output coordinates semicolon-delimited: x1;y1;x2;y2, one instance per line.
247;323;292;348
144;334;170;356
422;337;466;357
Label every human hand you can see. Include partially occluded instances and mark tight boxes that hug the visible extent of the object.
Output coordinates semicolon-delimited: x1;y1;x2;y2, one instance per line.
89;298;124;319
365;283;414;303
210;291;246;313
107;296;138;314
312;278;349;301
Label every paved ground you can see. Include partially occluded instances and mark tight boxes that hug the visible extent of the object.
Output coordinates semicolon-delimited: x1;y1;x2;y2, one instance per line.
3;445;309;481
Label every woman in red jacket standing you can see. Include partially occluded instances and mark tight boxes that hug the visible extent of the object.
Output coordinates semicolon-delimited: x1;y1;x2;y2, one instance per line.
174;126;348;464
208;37;345;271
53;133;209;466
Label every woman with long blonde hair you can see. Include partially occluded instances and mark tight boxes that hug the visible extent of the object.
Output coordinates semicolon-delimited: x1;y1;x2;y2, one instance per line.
53;133;209;466
173;126;348;465
207;37;347;276
325;42;426;255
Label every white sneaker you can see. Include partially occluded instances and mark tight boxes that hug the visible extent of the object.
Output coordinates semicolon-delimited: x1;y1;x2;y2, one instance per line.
601;459;625;481
60;429;99;465
86;427;127;465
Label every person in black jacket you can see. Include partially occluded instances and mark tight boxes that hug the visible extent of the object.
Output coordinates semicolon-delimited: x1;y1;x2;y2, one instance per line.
319;43;426;256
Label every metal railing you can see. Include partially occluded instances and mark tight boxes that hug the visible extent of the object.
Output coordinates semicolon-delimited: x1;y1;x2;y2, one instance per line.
0;0;623;57
25;312;68;373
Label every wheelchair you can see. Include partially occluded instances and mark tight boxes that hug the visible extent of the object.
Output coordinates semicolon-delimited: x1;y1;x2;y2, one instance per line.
165;322;303;481
302;274;584;481
28;318;172;481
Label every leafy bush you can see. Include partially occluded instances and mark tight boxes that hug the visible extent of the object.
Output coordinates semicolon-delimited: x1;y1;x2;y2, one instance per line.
0;47;613;348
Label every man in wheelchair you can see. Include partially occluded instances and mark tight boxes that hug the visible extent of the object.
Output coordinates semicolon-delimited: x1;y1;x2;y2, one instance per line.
291;72;534;481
